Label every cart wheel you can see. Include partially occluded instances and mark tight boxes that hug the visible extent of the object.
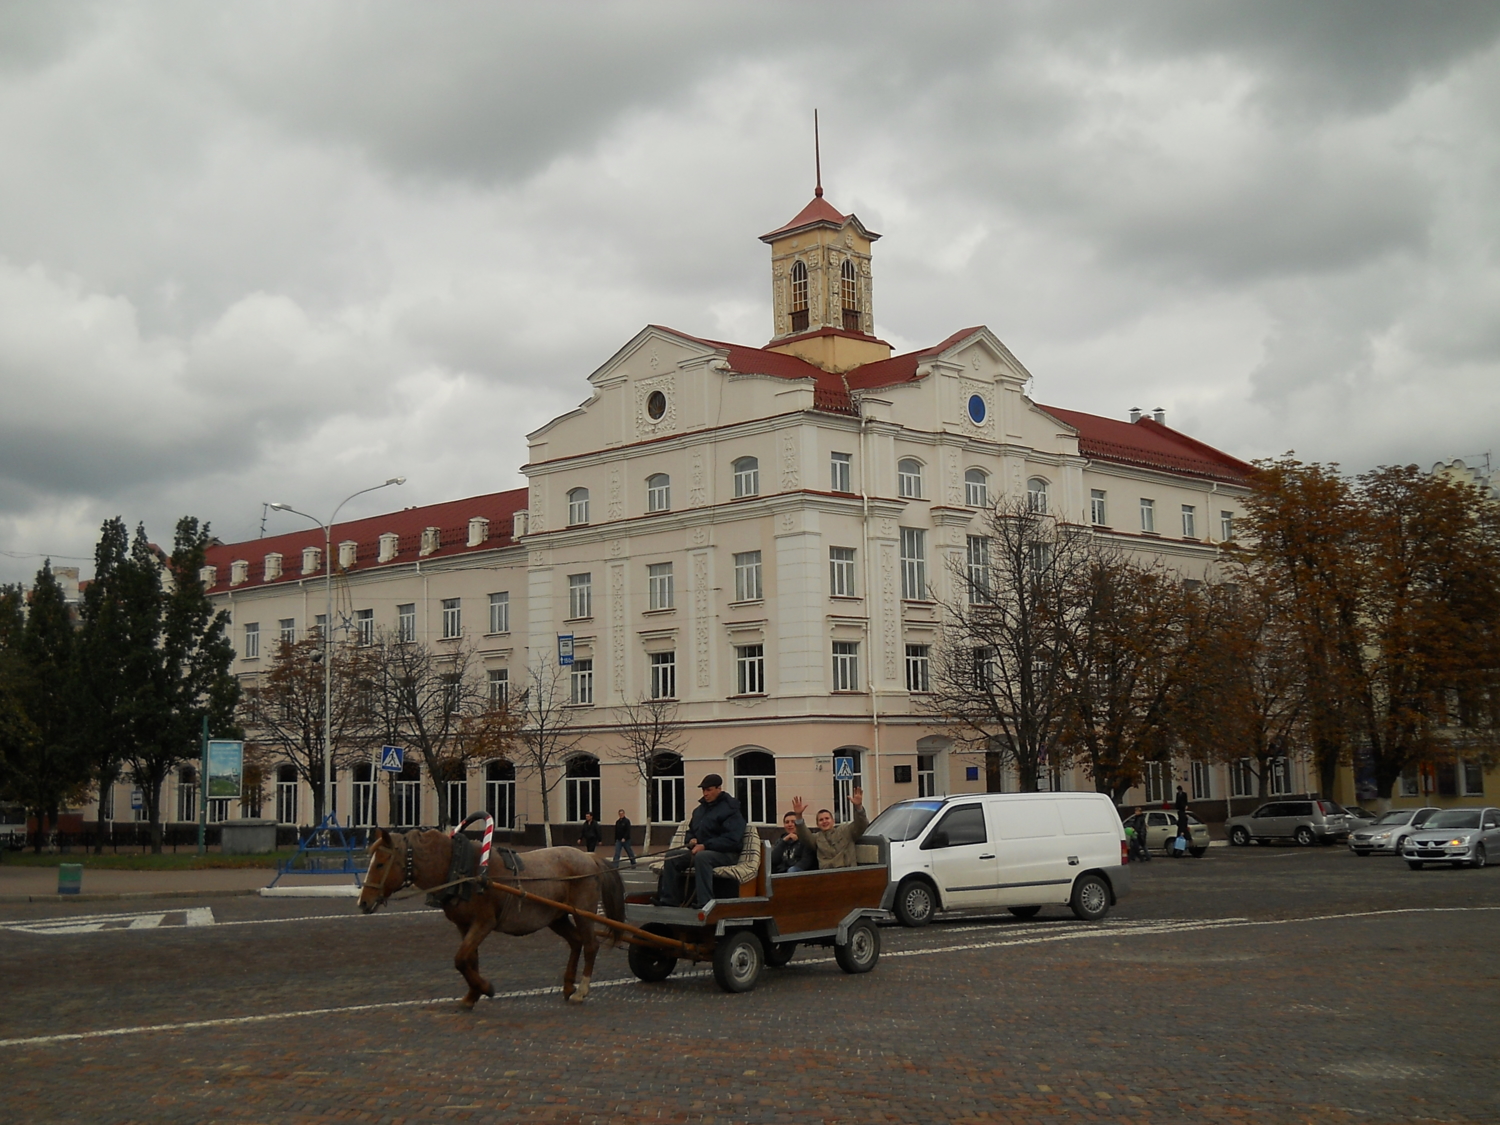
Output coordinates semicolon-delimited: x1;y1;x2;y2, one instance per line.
627;927;678;983
764;940;797;968
835;918;880;974
712;930;764;993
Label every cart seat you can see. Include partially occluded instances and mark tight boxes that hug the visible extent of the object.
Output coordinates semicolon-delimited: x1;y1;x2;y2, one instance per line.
669;821;764;898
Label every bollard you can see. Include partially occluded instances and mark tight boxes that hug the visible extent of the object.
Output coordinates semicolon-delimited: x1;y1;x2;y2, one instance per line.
58;863;82;896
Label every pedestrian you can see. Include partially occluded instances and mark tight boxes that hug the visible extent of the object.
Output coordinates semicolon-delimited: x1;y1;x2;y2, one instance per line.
611;808;637;868
1175;785;1189;818
578;811;601;853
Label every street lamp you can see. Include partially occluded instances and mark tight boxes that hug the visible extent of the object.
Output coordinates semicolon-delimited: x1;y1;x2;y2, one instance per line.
269;477;406;827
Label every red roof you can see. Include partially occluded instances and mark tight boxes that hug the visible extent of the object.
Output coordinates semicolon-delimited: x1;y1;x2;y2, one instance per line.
204;488;528;594
759;194;881;243
1038;407;1254;483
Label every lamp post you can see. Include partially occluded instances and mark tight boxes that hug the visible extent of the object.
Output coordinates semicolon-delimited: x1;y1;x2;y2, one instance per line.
270;477;406;827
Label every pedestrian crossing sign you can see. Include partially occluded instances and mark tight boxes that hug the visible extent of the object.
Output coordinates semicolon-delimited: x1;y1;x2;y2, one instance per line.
380;745;405;773
834;756;855;780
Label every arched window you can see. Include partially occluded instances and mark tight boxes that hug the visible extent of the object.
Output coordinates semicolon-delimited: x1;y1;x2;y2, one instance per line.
393;758;421;827
352;761;376;826
567;487;589;526
646;473;670;513
790;261;809;333
733;750;777;825
964;468;989;509
1027;478;1049;514
897;459;924;499
437;759;468;826
650;752;685;825
733;456;759;498
565;754;600;822
485;760;516;828
841;259;859;331
274;763;297;825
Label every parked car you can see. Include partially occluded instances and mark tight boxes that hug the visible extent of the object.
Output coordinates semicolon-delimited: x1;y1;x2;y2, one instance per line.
1225;800;1348;847
1124;810;1210;857
1343;806;1378;829
868;792;1130;927
1402;807;1500;869
1348;807;1440;856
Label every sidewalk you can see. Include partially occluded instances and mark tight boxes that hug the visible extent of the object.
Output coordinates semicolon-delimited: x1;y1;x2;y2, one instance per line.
0;864;357;903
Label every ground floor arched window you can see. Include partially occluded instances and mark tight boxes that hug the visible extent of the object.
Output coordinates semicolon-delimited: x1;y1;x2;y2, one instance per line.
437;759;467;825
352;761;377;826
177;766;199;823
832;748;864;824
650;753;685;824
733;750;776;825
565;755;600;823
274;764;297;825
485;760;516;829
392;759;421;827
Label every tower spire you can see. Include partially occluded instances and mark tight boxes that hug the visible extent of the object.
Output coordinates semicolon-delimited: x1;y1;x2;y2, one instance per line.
814;109;823;198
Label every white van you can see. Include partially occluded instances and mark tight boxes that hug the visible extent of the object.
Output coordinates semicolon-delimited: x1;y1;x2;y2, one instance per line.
867;792;1131;927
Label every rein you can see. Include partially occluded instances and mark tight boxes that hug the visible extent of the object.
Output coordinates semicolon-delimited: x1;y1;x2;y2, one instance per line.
365;832;609;906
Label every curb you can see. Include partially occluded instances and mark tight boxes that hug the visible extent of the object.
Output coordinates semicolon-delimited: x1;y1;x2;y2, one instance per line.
259;885;361;898
0;888;260;904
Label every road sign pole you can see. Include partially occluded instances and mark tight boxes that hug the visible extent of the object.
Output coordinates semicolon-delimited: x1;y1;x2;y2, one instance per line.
197;715;209;856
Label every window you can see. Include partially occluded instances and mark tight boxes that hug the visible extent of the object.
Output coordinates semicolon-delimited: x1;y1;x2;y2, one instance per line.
442;766;468;826
832;641;860;691
440;673;461;717
1027;478;1049;514
487;669;509;707
1462;759;1485;796
790;261;809;333
736;644;765;695
355;608;374;647
441;598;461;639
564;755;600;822
278;618;296;647
841;258;859;331
966;535;991;603
1181;505;1197;539
647;562;674;610
1140;498;1156;533
973;646;996;690
900;527;927;600
1091;489;1108;526
1220;511;1235;541
905;644;930;692
650;753;685;824
928;803;986;847
833;749;863;822
897;458;923;499
829;546;856;597
831;452;852;493
568;573;592;619
393;760;421;827
488;591;509;635
918;753;938;798
646;473;670;513
734;750;777;825
313;613;326;638
964;469;988;508
1191;760;1212;800
397;603;416;643
1143;762;1167;804
567;487;589;526
733;456;759;498
570;658;594;705
733;551;762;602
274;764;296;824
352;762;376;827
649;651;676;700
1268;756;1292;796
177;766;199;823
1230;759;1256;798
1399;766;1420;797
485;760;516;828
243;622;260;660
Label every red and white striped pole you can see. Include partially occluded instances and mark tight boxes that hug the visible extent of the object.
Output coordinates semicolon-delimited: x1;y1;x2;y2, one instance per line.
452;811;495;877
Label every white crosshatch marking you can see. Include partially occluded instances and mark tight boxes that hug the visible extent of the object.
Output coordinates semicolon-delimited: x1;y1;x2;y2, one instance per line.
1;907;215;934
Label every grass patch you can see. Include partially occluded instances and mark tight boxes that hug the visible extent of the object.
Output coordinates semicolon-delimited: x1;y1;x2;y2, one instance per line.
0;849;304;870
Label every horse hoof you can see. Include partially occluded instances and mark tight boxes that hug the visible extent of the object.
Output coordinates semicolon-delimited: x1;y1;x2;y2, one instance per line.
484;985;495;999
566;991;587;1003
460;998;477;1011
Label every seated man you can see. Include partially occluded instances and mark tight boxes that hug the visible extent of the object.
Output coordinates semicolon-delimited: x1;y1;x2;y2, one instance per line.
657;774;747;909
790;786;868;869
771;811;817;874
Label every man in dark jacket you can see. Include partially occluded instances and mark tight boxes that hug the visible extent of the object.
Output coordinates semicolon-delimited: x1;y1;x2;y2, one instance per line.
771;811;817;874
578;811;601;853
612;809;637;868
657;774;746;908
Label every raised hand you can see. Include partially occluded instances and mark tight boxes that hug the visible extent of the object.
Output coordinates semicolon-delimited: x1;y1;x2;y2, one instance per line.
791;795;808;817
850;786;864;808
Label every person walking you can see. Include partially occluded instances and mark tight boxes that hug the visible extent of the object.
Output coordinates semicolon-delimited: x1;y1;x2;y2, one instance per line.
611;808;637;868
1175;785;1189;818
578;811;602;853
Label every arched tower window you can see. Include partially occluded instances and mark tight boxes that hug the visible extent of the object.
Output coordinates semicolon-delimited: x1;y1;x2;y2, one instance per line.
790;261;809;333
646;473;670;513
1027;478;1050;515
965;468;989;508
898;458;924;500
567;487;589;526
841;259;859;332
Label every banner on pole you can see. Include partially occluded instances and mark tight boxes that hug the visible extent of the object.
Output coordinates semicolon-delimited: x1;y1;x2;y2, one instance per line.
206;740;244;798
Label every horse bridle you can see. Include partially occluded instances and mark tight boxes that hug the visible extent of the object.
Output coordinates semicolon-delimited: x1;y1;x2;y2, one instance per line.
364;831;416;907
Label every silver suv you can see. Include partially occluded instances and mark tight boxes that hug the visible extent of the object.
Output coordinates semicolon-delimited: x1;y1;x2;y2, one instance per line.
1348;807;1439;856
1225;799;1348;847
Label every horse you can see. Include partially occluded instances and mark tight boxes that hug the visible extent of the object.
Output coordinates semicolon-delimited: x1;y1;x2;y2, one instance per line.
358;828;626;1007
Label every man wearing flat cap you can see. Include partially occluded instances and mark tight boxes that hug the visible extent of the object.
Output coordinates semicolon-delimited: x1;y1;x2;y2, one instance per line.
656;773;747;909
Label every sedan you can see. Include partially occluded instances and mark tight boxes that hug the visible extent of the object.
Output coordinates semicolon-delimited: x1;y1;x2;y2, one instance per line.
1402;807;1500;869
1348;807;1440;856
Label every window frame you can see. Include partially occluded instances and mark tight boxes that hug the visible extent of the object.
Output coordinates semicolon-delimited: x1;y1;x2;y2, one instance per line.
568;573;593;620
1140;497;1156;533
735;643;766;695
487;668;509;707
397;603;416;644
905;644;931;693
899;527;927;601
832;641;860;692
1027;477;1050;514
897;458;924;500
1220;510;1234;541
1181;504;1197;539
567;487;590;526
964;468;988;508
829;546;857;598
488;591;509;635
646;473;670;513
441;597;461;640
648;650;677;700
732;456;759;498
355;609;374;647
647;562;674;611
243;622;260;660
733;550;763;603
830;451;852;493
966;535;991;604
1090;489;1108;526
570;658;594;705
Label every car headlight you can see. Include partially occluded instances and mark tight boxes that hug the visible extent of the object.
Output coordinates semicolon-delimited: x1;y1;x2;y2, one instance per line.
1371;833;1390;842
1447;836;1471;847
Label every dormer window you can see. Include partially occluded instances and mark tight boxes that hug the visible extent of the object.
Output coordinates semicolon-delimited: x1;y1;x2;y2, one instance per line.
790;261;809;333
646;473;670;513
841;259;859;332
567;487;590;526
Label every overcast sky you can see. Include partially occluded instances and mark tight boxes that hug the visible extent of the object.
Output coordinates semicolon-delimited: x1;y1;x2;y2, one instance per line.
3;1;1498;584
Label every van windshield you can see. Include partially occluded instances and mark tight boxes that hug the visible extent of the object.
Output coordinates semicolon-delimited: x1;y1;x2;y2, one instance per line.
868;801;943;842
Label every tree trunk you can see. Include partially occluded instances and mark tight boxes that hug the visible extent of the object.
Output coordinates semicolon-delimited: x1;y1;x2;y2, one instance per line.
146;782;164;854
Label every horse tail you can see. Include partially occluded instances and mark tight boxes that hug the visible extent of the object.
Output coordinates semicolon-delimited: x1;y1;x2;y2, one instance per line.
597;861;626;948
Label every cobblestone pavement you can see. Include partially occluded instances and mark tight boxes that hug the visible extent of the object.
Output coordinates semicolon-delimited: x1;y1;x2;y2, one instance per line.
3;846;1498;1123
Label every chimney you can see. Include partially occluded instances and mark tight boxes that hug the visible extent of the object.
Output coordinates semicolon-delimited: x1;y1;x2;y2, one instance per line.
1129;407;1142;423
302;546;321;575
263;553;283;583
230;560;249;586
420;527;441;557
378;532;399;563
338;540;358;570
513;510;529;539
1153;407;1166;424
199;565;217;588
468;517;490;547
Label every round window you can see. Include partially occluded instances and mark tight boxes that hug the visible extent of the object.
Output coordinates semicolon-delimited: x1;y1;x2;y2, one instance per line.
646;390;667;421
967;394;987;425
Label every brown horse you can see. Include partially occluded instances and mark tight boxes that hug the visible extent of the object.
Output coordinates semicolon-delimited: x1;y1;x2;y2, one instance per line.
358;828;626;1007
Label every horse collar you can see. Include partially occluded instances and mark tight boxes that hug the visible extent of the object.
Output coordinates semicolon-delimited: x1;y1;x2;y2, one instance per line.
403;832;417;889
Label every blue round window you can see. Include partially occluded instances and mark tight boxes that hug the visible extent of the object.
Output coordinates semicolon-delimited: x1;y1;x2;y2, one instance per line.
967;394;987;425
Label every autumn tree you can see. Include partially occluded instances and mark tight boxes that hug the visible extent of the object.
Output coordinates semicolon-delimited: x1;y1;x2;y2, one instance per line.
610;693;687;849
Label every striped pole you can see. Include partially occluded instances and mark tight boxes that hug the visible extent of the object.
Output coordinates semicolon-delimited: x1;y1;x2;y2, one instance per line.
452;811;496;877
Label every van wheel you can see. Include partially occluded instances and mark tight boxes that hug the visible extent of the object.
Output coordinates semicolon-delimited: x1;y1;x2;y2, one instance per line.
1295;826;1315;847
1007;905;1042;919
893;879;935;928
1229;827;1250;847
1069;874;1111;922
835;919;880;974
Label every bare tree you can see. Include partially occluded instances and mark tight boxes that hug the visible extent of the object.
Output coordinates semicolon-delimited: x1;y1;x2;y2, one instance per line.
924;496;1097;792
610;694;687;852
510;654;588;844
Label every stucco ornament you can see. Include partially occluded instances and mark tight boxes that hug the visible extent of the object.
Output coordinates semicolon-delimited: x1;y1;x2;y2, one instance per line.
693;552;711;687
960;378;992;438
636;374;677;438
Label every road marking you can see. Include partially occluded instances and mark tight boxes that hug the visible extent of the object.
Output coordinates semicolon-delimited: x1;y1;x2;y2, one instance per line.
3;905;1497;1049
0;907;215;934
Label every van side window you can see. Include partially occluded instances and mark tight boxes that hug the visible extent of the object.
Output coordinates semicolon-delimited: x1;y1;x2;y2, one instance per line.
925;805;986;848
